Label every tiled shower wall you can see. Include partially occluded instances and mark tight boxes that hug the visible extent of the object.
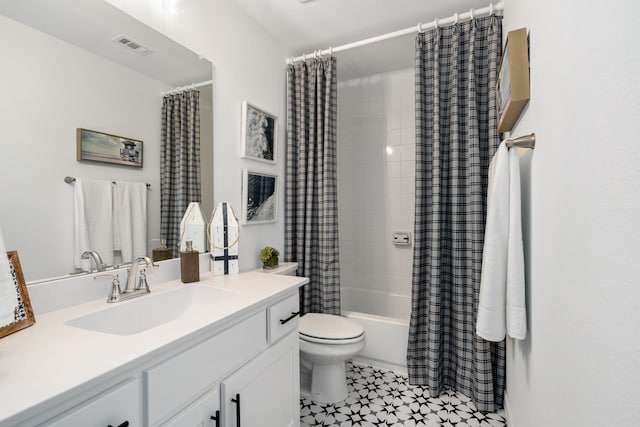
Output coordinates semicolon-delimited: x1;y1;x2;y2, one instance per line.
337;68;415;320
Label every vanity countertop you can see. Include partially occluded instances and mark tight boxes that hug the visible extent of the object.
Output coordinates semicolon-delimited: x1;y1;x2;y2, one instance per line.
0;271;307;424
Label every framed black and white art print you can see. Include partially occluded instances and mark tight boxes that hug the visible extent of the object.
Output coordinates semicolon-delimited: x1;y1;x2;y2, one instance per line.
241;101;277;163
242;169;277;224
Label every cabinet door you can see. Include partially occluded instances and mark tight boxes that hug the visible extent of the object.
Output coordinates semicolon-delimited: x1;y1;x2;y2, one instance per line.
44;378;140;427
161;388;220;427
146;311;266;425
221;333;299;427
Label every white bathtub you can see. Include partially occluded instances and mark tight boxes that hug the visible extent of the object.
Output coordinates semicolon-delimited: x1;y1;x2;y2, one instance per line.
342;287;411;374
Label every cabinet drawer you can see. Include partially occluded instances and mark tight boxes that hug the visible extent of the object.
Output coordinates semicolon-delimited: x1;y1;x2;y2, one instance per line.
44;378;139;427
267;292;300;344
145;311;266;426
160;388;219;427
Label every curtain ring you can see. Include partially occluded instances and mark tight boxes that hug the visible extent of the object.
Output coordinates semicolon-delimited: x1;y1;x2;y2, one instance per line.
454;13;458;24
417;22;422;33
469;8;474;20
329;46;333;56
289;56;294;64
302;53;306;62
490;3;493;15
433;18;439;28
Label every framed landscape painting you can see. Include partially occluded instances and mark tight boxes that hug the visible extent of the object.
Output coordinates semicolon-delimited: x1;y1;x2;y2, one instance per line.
77;128;143;168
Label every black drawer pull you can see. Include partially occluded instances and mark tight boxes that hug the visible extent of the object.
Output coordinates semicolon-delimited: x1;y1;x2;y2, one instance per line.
107;422;129;427
231;393;241;426
210;410;220;427
279;311;300;325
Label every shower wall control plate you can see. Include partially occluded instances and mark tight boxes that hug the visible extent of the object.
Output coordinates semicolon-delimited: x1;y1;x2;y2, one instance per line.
392;232;411;246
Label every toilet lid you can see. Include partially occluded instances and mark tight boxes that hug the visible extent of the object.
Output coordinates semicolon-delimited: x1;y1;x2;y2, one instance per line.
299;313;364;342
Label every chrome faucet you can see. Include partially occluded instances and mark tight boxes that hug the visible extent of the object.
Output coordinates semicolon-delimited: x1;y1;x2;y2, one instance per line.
124;256;157;294
81;250;106;272
95;257;157;303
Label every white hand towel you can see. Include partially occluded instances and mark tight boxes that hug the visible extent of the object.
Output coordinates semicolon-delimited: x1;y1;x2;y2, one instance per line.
113;181;148;264
506;147;527;339
0;226;19;326
476;142;527;341
477;143;510;341
73;178;114;270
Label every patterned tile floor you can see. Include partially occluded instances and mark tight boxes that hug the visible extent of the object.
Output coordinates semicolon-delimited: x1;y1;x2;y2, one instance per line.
300;363;507;427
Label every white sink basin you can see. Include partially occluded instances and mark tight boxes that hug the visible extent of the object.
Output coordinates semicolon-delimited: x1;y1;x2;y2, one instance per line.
65;285;237;336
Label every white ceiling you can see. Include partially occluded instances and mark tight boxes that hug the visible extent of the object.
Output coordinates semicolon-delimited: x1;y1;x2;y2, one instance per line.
231;0;494;81
0;0;212;87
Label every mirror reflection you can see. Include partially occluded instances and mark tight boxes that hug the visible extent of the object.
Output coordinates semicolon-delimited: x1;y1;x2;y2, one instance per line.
0;0;213;282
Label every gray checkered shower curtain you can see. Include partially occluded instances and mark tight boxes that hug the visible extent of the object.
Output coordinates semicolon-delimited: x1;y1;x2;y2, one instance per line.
160;90;201;258
408;16;505;413
285;56;341;315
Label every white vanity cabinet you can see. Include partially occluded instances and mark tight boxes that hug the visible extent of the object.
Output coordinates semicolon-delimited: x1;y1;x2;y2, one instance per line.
0;273;305;427
221;333;299;427
41;378;140;427
160;388;220;427
147;290;300;427
146;311;267;426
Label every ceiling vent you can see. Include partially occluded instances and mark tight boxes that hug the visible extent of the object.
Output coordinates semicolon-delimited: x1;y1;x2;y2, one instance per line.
112;35;154;56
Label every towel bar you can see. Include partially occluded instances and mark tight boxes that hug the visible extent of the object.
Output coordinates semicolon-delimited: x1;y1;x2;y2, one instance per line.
505;133;535;149
64;176;151;188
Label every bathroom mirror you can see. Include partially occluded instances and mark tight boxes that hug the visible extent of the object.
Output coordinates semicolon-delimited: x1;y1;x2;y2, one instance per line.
0;251;35;339
0;0;213;282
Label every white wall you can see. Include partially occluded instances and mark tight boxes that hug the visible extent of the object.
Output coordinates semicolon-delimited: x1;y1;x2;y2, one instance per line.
502;1;640;425
0;15;169;281
337;68;415;320
104;0;288;272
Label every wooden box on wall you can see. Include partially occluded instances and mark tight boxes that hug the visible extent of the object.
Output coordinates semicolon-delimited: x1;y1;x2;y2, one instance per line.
497;27;530;133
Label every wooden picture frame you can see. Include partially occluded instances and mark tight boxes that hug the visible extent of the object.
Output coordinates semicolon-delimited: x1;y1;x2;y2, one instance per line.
242;169;277;224
240;101;277;163
77;128;143;168
497;28;530;133
0;251;35;339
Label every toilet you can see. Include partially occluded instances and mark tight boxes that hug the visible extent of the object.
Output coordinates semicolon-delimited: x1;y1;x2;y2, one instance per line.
299;313;365;404
260;262;365;404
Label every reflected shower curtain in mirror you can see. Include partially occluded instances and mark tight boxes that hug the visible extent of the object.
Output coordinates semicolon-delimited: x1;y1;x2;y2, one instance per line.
408;15;504;413
285;56;340;315
160;89;201;258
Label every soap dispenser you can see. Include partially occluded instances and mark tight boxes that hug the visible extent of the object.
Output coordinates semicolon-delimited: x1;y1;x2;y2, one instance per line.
152;239;172;262
180;240;199;283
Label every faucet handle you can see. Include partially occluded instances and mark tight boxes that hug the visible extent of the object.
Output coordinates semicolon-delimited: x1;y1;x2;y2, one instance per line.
95;274;122;303
134;269;151;293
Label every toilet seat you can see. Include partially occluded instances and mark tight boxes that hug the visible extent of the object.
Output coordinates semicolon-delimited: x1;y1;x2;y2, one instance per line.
299;313;364;344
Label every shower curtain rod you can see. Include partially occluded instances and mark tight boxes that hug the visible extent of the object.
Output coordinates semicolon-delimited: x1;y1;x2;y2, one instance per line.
285;1;504;65
164;79;213;95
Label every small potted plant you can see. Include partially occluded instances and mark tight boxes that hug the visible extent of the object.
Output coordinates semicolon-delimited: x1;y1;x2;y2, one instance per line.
260;246;280;269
